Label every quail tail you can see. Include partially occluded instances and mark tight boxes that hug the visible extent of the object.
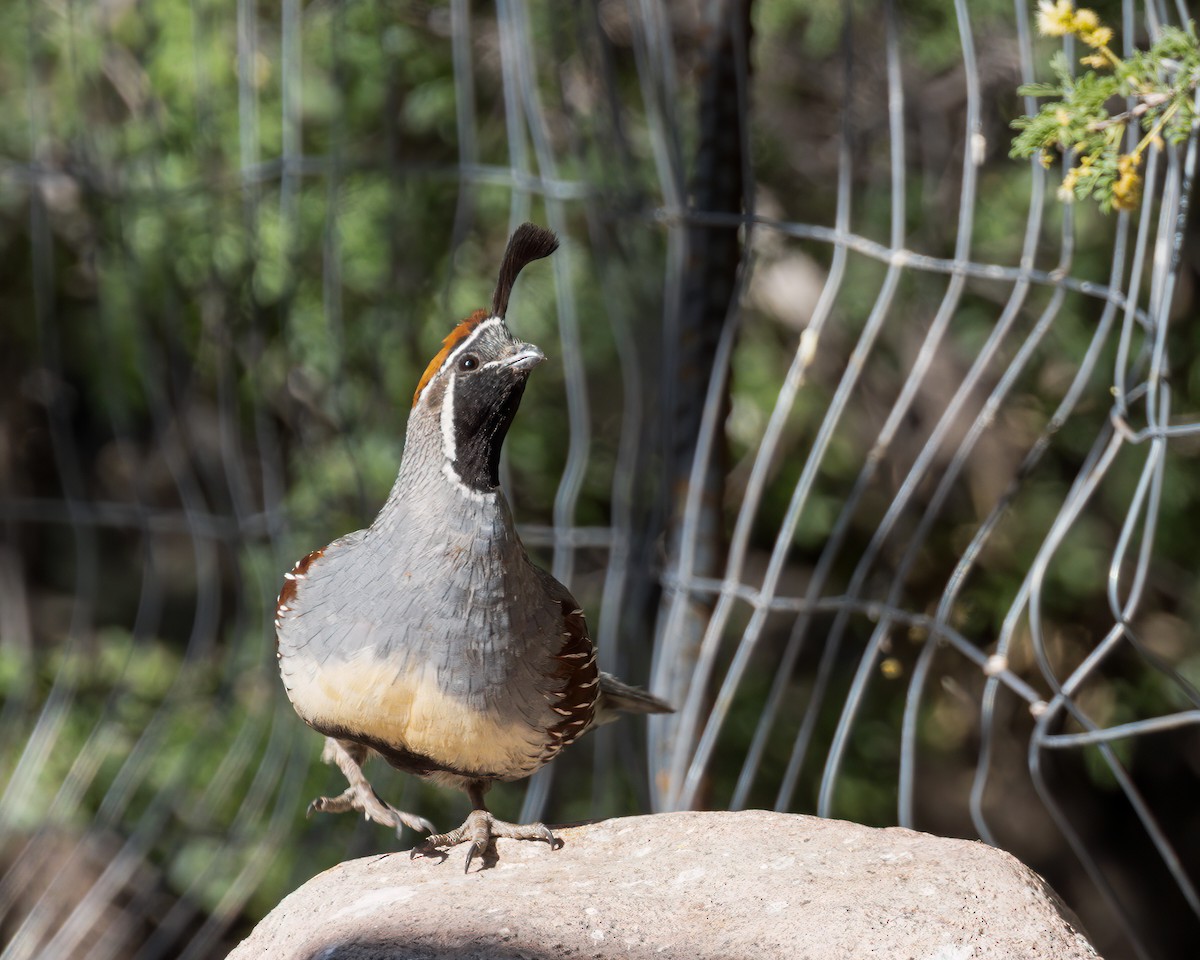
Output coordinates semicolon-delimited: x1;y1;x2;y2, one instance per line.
411;782;557;873
593;672;674;725
306;738;436;836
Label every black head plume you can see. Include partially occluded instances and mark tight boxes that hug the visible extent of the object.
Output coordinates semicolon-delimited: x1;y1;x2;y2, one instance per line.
490;223;559;319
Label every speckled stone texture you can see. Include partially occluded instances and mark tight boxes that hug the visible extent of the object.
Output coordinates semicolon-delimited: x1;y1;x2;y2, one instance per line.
229;810;1101;960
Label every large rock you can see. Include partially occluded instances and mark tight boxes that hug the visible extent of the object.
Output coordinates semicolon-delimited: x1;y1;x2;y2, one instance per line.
229;810;1100;959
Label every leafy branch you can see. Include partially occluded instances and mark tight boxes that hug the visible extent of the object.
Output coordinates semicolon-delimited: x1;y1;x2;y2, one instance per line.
1011;1;1200;212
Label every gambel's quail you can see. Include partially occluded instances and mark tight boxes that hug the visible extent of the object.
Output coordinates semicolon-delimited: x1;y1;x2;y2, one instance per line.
275;223;672;870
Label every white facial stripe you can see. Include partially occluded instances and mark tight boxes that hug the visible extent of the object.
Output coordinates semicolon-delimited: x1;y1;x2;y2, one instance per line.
440;316;502;378
414;316;504;408
446;316;501;363
478;356;523;372
441;460;496;502
440;370;457;462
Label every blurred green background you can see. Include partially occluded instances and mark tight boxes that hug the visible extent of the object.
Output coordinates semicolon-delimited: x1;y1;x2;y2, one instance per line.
1;2;1199;959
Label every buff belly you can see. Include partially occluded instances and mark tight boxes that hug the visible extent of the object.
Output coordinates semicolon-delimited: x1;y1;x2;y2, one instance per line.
280;654;544;780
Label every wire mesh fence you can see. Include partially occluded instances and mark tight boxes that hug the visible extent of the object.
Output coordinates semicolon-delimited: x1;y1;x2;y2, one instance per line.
2;1;1199;959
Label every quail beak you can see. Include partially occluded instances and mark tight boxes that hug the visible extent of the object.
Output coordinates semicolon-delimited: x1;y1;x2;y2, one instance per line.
504;345;545;372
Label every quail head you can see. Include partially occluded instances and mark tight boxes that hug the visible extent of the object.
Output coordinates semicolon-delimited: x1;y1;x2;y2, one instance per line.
275;223;672;871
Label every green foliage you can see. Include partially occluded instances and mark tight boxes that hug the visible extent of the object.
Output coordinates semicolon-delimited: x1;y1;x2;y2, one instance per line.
1011;8;1200;212
0;0;673;928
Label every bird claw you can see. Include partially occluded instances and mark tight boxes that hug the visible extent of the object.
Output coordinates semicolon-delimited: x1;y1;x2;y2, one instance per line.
411;809;558;872
306;784;434;837
464;838;487;874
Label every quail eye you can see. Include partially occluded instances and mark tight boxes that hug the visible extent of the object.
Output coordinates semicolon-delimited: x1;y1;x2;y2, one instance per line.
458;354;479;371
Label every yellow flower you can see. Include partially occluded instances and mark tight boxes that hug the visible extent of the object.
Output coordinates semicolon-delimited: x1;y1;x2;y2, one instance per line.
1112;171;1142;210
1057;165;1080;202
1080;53;1109;69
1037;0;1076;37
1055;108;1071;125
1081;25;1113;48
1039;150;1055;168
1072;8;1100;31
1112;154;1142;210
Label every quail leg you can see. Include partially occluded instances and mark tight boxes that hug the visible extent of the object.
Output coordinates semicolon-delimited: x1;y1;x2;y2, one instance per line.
307;738;435;836
412;781;557;872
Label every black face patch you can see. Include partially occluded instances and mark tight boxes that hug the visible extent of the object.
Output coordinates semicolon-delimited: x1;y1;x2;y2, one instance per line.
447;366;530;492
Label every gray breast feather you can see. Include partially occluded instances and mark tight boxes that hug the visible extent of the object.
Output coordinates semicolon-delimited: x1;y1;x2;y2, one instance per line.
277;522;568;734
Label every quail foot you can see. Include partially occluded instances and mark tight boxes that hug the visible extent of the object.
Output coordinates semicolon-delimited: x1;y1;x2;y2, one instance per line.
275;223;673;872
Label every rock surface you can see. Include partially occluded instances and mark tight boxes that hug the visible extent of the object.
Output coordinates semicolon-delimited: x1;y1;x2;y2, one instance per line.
229;810;1100;960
